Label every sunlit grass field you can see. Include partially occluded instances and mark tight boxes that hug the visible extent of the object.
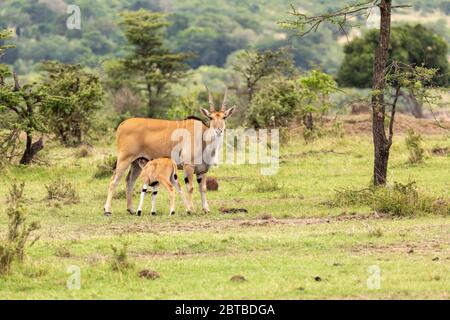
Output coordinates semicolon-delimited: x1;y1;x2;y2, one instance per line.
0;125;449;299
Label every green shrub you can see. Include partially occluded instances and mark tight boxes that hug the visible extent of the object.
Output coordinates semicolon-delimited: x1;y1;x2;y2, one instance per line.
75;145;92;158
45;177;80;204
254;177;282;193
405;129;425;164
0;182;40;275
94;154;117;179
110;241;134;272
332;182;449;217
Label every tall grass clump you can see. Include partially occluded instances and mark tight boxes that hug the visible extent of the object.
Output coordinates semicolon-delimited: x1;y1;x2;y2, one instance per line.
405;129;425;164
332;181;449;217
94;154;117;179
110;241;134;272
74;145;92;158
45;177;80;204
0;182;40;275
253;176;282;193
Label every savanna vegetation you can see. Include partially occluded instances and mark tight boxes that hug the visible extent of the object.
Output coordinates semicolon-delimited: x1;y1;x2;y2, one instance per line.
0;0;449;299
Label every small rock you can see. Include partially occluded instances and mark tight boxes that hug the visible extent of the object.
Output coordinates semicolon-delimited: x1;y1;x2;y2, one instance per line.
432;257;439;261
257;213;273;220
206;177;219;191
230;275;247;283
314;276;322;282
139;269;160;280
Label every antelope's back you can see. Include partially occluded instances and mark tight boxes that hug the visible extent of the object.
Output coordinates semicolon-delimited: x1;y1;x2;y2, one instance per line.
115;118;196;160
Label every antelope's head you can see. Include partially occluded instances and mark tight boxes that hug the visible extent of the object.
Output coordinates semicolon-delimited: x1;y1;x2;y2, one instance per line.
200;86;236;137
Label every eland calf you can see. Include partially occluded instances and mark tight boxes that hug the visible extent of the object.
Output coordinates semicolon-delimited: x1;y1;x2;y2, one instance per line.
136;157;190;216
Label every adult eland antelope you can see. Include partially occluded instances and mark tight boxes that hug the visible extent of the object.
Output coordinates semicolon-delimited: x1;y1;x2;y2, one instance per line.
103;87;235;216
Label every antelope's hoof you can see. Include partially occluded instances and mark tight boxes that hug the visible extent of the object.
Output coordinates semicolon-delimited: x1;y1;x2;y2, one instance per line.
104;211;112;217
203;208;210;214
186;210;192;215
151;211;156;216
137;210;142;216
170;211;175;216
127;209;135;215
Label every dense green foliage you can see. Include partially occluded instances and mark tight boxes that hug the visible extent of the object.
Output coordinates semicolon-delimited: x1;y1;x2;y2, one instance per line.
39;61;104;146
246;70;337;131
233;48;295;102
338;24;449;87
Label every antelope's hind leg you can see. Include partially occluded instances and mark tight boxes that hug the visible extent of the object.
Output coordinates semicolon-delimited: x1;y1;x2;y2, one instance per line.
150;181;159;215
104;156;133;216
172;173;191;214
125;160;142;215
160;179;175;215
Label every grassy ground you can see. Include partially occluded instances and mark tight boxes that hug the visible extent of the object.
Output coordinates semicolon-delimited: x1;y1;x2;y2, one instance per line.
0;124;449;299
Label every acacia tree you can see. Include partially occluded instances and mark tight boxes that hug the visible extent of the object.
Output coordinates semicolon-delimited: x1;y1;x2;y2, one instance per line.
233;48;294;103
39;61;104;146
298;70;337;132
118;9;189;117
0;30;44;165
284;0;414;186
0;72;45;165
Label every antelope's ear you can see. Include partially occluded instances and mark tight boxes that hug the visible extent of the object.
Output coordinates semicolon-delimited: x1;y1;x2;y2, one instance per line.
223;106;236;119
200;108;212;118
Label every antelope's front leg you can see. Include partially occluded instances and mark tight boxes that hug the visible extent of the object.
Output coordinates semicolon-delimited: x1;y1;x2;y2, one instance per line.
197;174;210;213
136;183;148;216
183;165;195;212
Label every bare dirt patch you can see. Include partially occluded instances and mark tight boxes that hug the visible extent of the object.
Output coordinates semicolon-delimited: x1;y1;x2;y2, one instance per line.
325;114;450;136
348;232;450;256
31;213;380;240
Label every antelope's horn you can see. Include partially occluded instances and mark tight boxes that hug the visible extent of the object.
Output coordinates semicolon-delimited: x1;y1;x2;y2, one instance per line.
221;87;228;111
205;85;215;112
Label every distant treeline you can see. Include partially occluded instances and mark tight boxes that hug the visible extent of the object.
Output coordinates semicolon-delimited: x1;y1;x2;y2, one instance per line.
1;0;449;75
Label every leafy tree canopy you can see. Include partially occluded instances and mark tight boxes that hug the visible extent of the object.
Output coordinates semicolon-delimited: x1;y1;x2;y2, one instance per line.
338;24;449;87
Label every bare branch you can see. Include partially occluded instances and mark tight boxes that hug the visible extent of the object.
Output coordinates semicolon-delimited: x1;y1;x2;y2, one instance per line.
282;0;411;37
387;85;400;147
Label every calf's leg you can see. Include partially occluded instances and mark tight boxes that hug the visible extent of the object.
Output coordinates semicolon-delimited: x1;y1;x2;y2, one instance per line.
136;182;148;216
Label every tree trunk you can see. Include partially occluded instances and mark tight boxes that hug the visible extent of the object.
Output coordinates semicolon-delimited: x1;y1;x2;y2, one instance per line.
246;77;256;103
371;0;392;186
19;133;44;165
400;90;423;118
303;112;314;131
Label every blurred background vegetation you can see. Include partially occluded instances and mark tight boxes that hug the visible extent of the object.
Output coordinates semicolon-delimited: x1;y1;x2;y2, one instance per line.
0;0;449;163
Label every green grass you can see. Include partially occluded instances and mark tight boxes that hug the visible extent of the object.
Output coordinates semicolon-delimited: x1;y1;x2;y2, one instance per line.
0;132;449;299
